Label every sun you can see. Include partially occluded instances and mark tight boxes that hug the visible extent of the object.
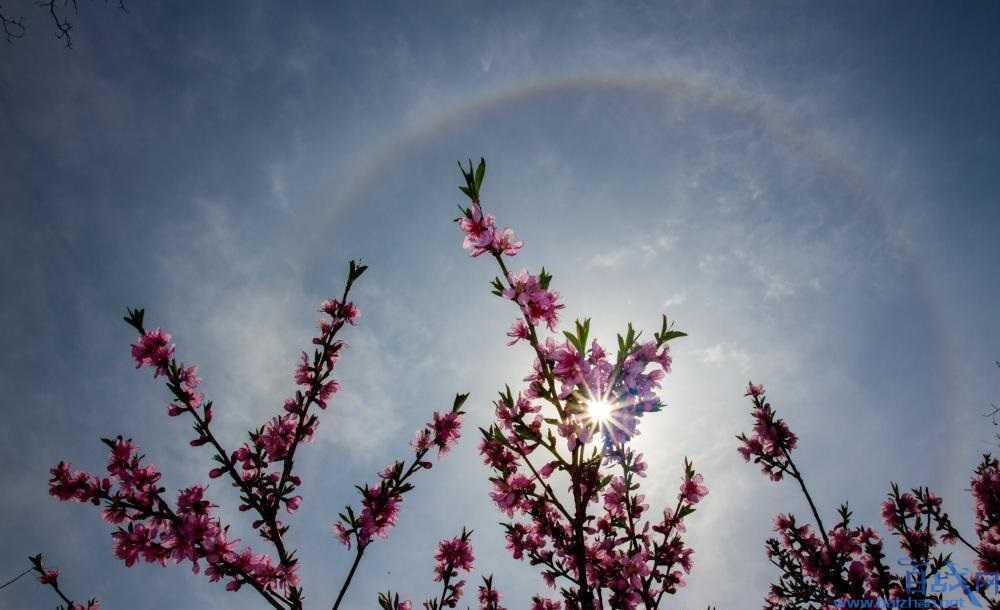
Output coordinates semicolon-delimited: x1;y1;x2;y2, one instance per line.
586;398;615;425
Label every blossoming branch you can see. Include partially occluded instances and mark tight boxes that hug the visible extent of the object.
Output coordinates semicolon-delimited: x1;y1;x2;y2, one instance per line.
36;260;468;610
455;158;706;610
739;382;1000;609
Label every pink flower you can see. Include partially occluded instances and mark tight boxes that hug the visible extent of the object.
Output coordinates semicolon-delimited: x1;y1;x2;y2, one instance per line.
379;461;404;480
38;569;59;585
491;227;523;256
502;270;564;332
176;485;212;515
333;522;352;548
490;473;534;516
745;382;765;398
320;299;360;324
459;203;496;257
530;597;561;610
130;329;174;377
458;203;522;258
679;473;708;504
411;428;433;452
557;418;593;452
259;414;298;460
431;411;464;455
478;582;505;610
504;522;543;561
434;534;475;579
294;352;316;386
505;319;530;346
49;461;105;504
358;486;402;544
539;461;558;478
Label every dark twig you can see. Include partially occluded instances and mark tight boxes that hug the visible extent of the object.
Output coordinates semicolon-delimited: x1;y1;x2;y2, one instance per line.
1;0;129;47
0;565;32;591
0;4;26;43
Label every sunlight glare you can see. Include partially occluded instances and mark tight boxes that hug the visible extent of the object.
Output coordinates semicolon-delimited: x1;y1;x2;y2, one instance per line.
586;398;614;425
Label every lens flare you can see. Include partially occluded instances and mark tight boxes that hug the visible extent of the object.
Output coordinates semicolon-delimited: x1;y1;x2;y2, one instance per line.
586;398;614;425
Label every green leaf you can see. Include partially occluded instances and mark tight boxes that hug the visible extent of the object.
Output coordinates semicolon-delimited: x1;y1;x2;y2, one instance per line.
563;330;583;353
538;267;553;290
577;318;591;349
475;158;486;190
490;277;505;297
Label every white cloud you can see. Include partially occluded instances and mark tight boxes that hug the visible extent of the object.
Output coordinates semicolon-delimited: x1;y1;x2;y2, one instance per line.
586;230;676;269
697;253;728;273
662;291;688;309
588;248;630;269
693;342;752;373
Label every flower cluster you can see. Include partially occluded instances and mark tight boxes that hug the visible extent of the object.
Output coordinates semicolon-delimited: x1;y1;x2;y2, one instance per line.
378;530;476;610
49;436;297;597
130;328;174;377
458;201;523;258
334;395;467;550
502;270;563;332
456;160;522;258
456;158;702;610
38;260;469;610
736;382;799;481
477;575;506;610
219;289;357;531
765;509;901;607
971;455;1000;573
737;383;1000;610
29;554;101;610
530;597;562;610
534;325;673;451
428;528;475;609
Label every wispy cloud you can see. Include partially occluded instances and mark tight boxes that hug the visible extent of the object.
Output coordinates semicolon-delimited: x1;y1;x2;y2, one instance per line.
662;291;688;309
693;342;752;373
586;230;675;269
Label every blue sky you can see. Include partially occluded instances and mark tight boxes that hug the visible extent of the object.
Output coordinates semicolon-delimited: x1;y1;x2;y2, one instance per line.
1;2;999;609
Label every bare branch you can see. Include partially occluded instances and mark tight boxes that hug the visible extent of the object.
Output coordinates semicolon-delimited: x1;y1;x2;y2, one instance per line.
38;0;77;48
0;4;26;43
1;0;128;48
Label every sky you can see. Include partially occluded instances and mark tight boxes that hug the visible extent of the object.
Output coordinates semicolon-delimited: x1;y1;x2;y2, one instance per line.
1;2;999;609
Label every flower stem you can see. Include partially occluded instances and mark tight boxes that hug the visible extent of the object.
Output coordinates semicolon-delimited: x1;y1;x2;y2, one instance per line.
783;448;831;552
0;566;32;592
331;545;366;610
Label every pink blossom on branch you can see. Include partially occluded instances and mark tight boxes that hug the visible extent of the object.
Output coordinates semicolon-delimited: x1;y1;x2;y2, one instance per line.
129;328;174;377
477;575;506;610
330;394;468;610
49;434;297;601
502;269;563;332
678;468;709;505
333;394;468;550
736;382;998;609
29;554;100;610
455;158;700;610
41;259;469;610
453;155;522;258
736;381;798;481
378;530;476;610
